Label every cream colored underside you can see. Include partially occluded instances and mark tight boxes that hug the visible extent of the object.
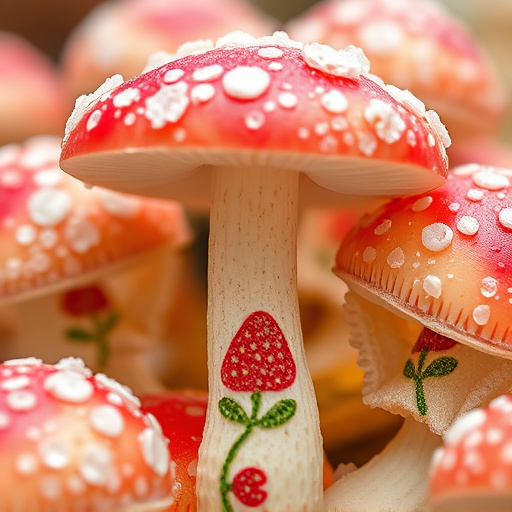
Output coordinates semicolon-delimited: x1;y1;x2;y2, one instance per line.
61;148;445;208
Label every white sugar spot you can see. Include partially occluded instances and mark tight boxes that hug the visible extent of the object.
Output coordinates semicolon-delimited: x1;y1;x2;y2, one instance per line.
124;113;136;126
263;101;276;112
163;69;185;84
385;86;426;118
64;74;124;141
6;390;37;411
422;223;453;252
55;357;91;375
86;110;102;132
134;475;148;497
499;208;512;229
473;305;491;326
192;64;223;82
1;375;30;391
28;189;71;227
4;358;42;366
145;82;189;129
374;219;392;235
187;459;198;477
113;88;140;108
258;47;283;59
412;196;432;212
90;405;124;437
423;275;442;298
448;203;460;212
39;437;70;469
140;428;169;476
65;216;100;254
427;133;436;147
174;127;186;142
303;43;369;78
315;122;329;136
387;247;405;268
80;444;113;486
40;475;62;500
297;127;310;139
320;135;338;152
467;189;483;201
44;371;94;403
321;90;348;114
15;225;37;246
278;92;298;109
443;408;487;446
191;83;215;104
245;111;265;130
425;110;451;148
268;62;283;71
406;130;417;147
473;169;510;191
0;412;10;429
358;132;377;157
99;189;139;218
34;168;62;188
16;453;38;475
457;216;479;236
364;99;406;144
223;66;270;100
67;475;86;495
331;116;348;131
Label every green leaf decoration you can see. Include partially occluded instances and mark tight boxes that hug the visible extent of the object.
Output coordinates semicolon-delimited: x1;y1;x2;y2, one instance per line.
421;356;458;379
218;397;250;426
65;327;95;341
257;399;297;428
403;358;416;379
101;312;120;333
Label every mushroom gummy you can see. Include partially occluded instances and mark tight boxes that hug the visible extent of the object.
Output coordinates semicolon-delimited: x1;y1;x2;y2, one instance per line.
327;163;512;511
60;31;449;511
0;357;173;511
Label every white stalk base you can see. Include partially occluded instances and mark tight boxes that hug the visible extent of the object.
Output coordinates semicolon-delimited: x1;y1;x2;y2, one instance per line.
324;417;441;512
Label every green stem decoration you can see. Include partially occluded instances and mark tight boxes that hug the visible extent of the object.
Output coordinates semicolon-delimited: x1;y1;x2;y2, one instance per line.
403;349;458;416
65;311;120;369
218;391;296;511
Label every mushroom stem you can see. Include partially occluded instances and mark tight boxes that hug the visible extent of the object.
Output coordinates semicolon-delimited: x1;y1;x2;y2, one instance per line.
6;291;166;394
324;416;441;511
197;165;323;511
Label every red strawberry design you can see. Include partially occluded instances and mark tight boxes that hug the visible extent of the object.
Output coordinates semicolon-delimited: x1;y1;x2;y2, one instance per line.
412;327;458;353
232;467;267;507
221;311;296;392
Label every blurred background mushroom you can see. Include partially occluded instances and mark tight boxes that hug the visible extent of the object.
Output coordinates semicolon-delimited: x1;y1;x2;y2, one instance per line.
0;136;191;394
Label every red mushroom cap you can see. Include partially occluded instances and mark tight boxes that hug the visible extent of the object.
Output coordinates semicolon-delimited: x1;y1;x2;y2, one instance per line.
0;357;173;511
0;31;70;145
335;163;512;356
0;136;190;304
140;390;208;511
60;32;449;204
430;394;512;511
285;0;506;143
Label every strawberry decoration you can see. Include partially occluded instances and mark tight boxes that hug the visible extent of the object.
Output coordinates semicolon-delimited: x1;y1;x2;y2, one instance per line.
232;467;267;507
62;284;120;369
403;327;458;416
218;311;297;511
221;310;296;392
